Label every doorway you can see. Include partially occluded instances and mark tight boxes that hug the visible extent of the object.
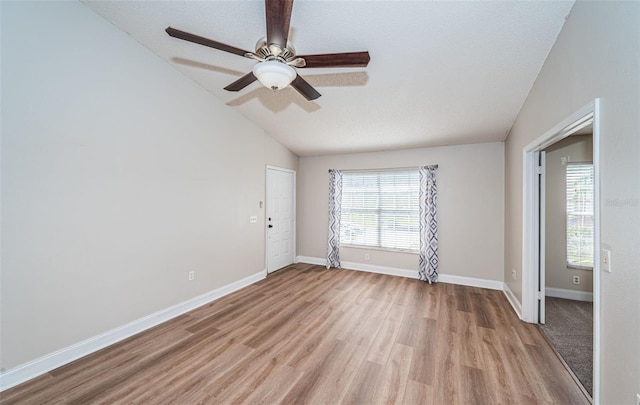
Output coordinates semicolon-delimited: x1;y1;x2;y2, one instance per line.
539;129;594;397
266;166;296;273
521;100;600;403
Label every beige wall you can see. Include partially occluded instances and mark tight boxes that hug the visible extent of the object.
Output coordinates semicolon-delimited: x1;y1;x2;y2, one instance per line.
298;142;504;282
0;1;297;372
504;1;639;402
544;135;593;293
264;133;299;172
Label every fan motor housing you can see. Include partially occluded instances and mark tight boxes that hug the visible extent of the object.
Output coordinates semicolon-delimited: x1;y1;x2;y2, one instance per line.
255;38;296;62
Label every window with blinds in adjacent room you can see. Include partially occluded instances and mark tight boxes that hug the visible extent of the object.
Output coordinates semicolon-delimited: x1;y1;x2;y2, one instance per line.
566;163;594;268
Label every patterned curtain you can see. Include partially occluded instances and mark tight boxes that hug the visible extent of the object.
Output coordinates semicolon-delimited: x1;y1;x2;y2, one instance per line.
419;165;438;283
327;169;343;268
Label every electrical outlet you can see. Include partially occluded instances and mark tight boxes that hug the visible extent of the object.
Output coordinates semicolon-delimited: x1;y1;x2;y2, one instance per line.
249;216;257;224
364;254;370;261
188;271;195;281
572;275;581;285
511;269;517;280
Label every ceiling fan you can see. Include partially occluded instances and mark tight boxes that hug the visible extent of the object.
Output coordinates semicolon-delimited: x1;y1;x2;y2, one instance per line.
166;0;370;101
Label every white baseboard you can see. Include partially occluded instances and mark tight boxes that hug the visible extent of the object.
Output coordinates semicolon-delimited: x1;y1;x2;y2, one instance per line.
0;269;266;392
545;287;593;302
503;282;523;319
295;256;504;291
437;273;503;291
341;260;418;280
296;255;325;267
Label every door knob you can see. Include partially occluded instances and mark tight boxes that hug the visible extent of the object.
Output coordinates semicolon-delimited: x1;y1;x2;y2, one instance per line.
268;224;273;228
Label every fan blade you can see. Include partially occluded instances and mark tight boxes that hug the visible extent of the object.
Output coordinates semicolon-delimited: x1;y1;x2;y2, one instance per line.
297;52;371;68
291;75;321;101
224;72;258;92
265;0;293;49
166;27;251;57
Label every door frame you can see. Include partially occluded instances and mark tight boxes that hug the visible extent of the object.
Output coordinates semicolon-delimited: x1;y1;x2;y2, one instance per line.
538;150;546;325
521;99;600;403
265;165;296;274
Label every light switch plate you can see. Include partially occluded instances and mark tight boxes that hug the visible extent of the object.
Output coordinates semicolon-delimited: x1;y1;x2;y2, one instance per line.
249;216;257;224
602;249;611;273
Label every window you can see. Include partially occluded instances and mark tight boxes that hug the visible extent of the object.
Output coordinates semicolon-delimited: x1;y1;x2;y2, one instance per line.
340;170;419;251
566;163;594;268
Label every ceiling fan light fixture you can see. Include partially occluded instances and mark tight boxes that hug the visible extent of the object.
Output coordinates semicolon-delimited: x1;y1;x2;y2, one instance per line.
252;60;296;91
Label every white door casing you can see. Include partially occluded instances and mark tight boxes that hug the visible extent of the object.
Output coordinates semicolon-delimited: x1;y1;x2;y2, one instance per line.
266;166;295;273
539;150;546;325
522;99;600;403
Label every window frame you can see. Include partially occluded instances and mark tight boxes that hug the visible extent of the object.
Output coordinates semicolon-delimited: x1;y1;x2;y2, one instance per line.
565;162;594;270
339;170;421;253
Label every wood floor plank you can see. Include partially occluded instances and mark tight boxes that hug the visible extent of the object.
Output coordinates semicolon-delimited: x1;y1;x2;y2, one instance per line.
96;342;254;404
455;285;473;312
372;343;414;405
0;374;54;404
422;284;441;320
312;342;371;404
407;318;438;385
65;328;230;404
470;291;495;329
210;349;299;404
236;363;304;405
279;338;347;404
432;328;464;405
401;379;433;404
283;312;349;370
1;264;590;405
341;360;383;405
500;329;552;402
366;305;404;365
524;342;587;404
391;276;418;307
457;311;487;370
461;366;492;405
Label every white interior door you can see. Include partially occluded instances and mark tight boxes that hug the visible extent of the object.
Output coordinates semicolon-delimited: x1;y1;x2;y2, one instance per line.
266;167;295;273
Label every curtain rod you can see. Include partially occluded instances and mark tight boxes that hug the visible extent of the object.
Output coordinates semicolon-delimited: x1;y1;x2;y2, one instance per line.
328;164;438;173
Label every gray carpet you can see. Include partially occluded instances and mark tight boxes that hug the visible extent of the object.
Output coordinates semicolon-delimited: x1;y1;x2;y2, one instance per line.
540;297;593;397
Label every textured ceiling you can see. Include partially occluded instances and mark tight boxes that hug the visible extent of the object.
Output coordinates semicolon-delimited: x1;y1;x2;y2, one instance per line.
83;0;574;156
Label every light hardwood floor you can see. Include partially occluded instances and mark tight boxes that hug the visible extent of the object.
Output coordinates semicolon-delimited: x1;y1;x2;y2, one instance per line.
1;263;589;404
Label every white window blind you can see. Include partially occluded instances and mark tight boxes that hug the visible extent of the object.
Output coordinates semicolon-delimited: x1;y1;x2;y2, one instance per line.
566;163;594;268
340;170;419;251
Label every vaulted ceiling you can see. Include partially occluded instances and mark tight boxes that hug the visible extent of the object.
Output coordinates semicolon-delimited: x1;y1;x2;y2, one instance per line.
83;0;574;156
